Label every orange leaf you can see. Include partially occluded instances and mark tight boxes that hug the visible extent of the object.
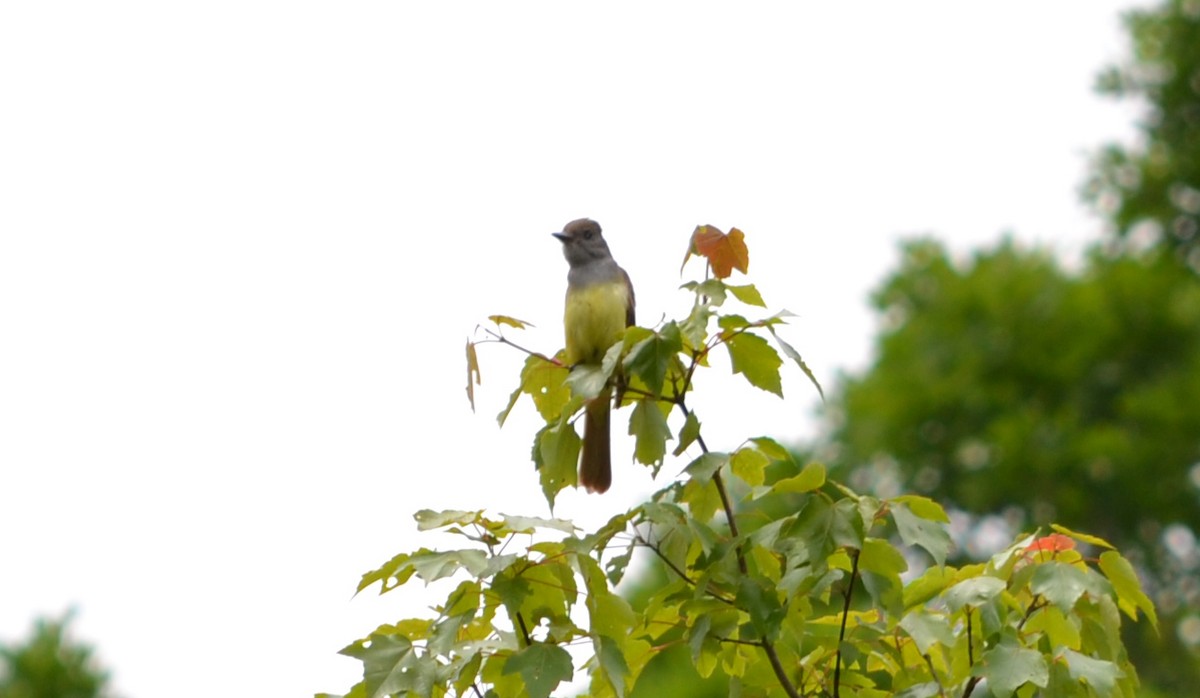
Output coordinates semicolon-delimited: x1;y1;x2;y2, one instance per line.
690;225;749;279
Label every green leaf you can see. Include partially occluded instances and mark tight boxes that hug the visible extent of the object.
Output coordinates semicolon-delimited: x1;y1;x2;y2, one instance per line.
717;313;752;331
1097;550;1158;630
976;643;1049;695
902;565;955;609
1058;648;1124;697
1023;605;1082;651
673;411;701;456
595;634;632;698
789;494;863;561
890;495;950;523
684;452;729;483
860;538;906;617
409;548;489;582
413;509;480;531
859;537;908;577
942;576;1006;612
766;326;824;401
502;643;573;698
737;575;786;641
357;552;416;594
339;632;424;698
891;501;951;566
537;418;580;508
564;363;611;401
727;283;767;307
774;461;825;493
748;436;794;462
680;477;723;524
724;331;783;397
731;446;769;486
624;322;683;397
499;514;577;534
1030;562;1099;612
629;398;672;466
898;610;955;655
682;278;729;306
452;651;483;697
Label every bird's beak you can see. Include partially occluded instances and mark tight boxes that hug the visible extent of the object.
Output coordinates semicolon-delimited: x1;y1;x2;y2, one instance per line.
552;232;568;242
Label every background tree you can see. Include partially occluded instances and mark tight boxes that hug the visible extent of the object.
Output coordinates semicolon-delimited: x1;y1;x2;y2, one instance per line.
812;2;1200;692
816;239;1199;693
0;612;115;698
1087;0;1200;269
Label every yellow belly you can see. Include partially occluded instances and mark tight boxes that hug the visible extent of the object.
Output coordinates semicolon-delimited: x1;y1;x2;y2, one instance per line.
564;281;629;365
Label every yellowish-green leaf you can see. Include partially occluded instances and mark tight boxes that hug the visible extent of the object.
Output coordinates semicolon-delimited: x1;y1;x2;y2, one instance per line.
488;314;532;329
891;495;951;523
775;462;825;493
465;339;481;411
731;446;769;486
1051;523;1115;550
673;411;701;456
1098;550;1158;631
727;283;766;307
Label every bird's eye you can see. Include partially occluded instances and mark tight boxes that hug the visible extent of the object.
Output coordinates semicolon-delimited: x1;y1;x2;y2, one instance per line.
583;230;593;240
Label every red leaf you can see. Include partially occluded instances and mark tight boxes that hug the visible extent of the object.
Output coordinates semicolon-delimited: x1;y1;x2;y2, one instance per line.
1025;533;1075;555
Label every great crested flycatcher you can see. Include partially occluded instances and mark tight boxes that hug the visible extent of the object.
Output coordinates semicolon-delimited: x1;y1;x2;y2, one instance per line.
552;218;635;494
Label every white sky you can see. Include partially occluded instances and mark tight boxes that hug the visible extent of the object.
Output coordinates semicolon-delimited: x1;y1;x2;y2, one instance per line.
1;2;1145;696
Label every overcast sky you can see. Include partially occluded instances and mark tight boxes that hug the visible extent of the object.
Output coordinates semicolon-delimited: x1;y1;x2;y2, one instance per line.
1;2;1146;696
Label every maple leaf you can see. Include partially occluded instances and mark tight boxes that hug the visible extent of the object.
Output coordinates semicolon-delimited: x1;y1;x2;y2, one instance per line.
683;225;750;279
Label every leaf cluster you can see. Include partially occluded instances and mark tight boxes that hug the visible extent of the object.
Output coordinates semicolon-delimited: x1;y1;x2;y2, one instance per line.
330;229;1155;698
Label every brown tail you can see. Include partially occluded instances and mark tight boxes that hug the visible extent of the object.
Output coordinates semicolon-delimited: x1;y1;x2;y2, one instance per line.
579;388;612;494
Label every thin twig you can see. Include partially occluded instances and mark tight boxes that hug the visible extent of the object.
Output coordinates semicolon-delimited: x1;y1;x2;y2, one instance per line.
922;653;947;698
634;530;735;605
480;328;563;366
962;609;979;698
966;608;974;665
834;548;861;698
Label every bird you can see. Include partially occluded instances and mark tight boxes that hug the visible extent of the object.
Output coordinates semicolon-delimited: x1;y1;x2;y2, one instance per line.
552;218;635;493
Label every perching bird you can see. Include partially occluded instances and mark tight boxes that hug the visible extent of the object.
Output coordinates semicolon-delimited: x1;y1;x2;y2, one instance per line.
552;218;635;493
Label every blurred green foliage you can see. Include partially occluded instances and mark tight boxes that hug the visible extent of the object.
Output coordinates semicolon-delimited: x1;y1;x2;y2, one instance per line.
0;612;114;698
830;240;1200;543
818;239;1200;690
1087;0;1200;269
